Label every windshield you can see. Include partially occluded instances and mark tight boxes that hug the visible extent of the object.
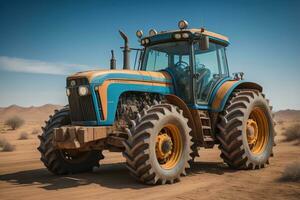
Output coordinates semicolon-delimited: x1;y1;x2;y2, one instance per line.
141;41;193;103
141;41;190;71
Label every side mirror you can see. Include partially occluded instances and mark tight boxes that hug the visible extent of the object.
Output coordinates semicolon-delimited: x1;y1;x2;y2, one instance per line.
199;35;209;51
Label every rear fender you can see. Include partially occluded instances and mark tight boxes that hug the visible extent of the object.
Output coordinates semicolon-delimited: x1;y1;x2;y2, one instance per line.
210;80;263;112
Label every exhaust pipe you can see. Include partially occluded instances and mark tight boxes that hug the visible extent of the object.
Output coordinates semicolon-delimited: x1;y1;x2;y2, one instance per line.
119;30;130;70
110;50;116;70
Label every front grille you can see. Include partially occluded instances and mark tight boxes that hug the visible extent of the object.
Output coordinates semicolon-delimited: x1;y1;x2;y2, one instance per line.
67;78;97;122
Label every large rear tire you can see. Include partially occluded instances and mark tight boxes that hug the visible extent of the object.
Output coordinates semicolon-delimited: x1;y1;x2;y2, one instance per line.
37;106;103;174
217;90;275;169
122;104;193;184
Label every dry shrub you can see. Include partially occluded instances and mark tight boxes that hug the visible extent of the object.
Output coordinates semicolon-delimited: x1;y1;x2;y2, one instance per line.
276;120;284;125
31;128;40;135
19;132;29;140
0;137;15;152
0;137;7;147
5;116;24;130
282;124;300;144
2;142;15;152
280;162;300;182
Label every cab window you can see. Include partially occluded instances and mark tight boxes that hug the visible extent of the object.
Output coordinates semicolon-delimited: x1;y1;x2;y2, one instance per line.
194;42;229;104
141;41;193;103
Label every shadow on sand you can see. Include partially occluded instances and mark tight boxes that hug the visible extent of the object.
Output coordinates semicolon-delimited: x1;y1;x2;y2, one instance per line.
0;161;237;190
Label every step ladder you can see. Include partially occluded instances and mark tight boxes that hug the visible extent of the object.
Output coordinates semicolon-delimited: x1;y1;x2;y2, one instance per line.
199;112;215;148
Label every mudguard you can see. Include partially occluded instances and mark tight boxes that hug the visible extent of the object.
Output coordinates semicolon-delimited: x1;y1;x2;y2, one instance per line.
210;80;263;112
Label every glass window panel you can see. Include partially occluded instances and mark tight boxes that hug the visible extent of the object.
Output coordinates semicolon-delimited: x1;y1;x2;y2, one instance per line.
141;41;192;103
194;43;228;104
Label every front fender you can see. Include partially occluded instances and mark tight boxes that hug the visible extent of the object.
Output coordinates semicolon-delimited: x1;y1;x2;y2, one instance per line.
210;80;263;112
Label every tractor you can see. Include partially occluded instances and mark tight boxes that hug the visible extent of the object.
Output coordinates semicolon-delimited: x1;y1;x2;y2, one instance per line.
38;20;275;185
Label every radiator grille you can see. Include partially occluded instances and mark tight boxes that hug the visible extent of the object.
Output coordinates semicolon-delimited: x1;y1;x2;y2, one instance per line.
67;78;97;122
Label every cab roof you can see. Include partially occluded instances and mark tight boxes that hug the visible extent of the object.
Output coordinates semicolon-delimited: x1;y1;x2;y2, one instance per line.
142;28;229;46
187;28;229;42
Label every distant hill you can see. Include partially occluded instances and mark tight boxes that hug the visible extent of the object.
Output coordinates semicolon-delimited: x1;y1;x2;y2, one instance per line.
0;104;63;122
274;109;300;122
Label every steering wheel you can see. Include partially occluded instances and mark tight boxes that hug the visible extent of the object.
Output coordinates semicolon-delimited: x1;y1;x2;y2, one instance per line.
174;61;189;71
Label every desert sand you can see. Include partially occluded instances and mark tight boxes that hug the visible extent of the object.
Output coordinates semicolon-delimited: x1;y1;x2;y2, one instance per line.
0;106;299;200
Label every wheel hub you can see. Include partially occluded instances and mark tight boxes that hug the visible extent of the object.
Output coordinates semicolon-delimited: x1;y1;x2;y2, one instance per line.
246;119;259;145
246;107;270;154
156;133;173;160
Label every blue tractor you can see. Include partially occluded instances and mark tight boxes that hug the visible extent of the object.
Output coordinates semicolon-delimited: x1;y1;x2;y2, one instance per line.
38;20;275;185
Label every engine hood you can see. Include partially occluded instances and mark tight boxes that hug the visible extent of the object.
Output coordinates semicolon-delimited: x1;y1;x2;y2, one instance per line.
68;69;172;85
67;69;174;123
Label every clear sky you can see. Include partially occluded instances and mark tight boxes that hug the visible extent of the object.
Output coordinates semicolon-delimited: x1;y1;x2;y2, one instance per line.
0;0;299;110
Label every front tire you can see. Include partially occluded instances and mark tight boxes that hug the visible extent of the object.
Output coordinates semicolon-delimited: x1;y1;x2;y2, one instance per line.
37;106;103;174
217;90;275;169
122;104;193;184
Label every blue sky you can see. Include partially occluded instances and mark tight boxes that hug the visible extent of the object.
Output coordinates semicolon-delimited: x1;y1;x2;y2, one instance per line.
0;0;299;110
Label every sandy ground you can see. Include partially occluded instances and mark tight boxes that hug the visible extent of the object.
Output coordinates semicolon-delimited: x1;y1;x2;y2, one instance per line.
0;121;299;200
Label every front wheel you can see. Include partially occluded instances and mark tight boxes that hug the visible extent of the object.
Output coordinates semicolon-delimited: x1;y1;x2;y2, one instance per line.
37;106;103;174
122;104;193;184
217;90;275;169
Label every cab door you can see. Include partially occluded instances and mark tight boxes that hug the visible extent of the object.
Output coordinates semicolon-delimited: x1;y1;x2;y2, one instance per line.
193;42;229;106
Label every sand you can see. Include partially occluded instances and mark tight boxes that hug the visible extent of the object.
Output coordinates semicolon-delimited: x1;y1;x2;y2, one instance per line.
0;109;299;200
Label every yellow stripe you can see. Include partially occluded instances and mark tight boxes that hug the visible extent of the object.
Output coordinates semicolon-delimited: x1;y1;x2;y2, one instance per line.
69;70;172;82
211;80;237;110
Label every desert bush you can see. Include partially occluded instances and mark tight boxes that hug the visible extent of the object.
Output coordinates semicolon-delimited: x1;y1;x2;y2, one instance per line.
0;137;15;152
280;162;300;182
0;137;7;147
19;132;29;140
31;128;40;135
282;124;300;144
2;142;15;152
276;120;284;125
5;116;24;130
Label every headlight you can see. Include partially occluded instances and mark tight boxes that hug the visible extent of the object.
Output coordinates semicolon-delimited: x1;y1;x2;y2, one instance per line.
141;39;145;45
66;88;71;96
149;29;157;36
136;30;143;38
174;33;181;39
182;33;189;38
178;20;189;30
78;86;89;96
145;38;150;44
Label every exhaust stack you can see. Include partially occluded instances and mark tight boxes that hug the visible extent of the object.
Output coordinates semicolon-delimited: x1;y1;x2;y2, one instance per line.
119;30;130;70
110;50;116;70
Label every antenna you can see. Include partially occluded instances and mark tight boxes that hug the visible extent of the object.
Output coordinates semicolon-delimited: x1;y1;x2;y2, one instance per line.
201;17;205;28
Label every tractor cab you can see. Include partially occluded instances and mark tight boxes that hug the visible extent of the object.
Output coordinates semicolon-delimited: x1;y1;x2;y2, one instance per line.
137;21;230;108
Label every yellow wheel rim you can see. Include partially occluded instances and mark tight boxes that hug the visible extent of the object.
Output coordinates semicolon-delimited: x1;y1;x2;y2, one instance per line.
155;124;182;170
246;107;269;154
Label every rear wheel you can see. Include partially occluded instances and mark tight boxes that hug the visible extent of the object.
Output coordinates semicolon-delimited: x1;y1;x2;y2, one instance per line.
37;106;103;174
122;104;193;184
217;90;275;169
